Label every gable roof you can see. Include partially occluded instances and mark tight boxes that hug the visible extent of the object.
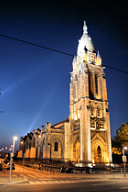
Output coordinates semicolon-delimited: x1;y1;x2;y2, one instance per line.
51;118;69;129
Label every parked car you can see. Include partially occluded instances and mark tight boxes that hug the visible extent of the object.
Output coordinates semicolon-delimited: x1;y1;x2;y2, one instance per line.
5;162;15;170
60;166;65;173
65;167;73;173
0;163;2;171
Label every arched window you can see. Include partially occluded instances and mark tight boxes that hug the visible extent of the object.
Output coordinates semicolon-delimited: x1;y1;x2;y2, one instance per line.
73;82;76;101
88;72;94;100
43;139;45;145
36;147;38;158
26;141;28;149
97;107;100;117
90;106;94;116
54;142;58;151
29;143;31;149
95;74;98;94
33;138;35;147
96;119;100;129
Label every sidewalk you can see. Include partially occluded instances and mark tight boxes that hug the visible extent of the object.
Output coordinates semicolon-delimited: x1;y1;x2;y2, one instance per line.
0;175;28;185
82;173;128;179
0;165;28;185
0;172;128;185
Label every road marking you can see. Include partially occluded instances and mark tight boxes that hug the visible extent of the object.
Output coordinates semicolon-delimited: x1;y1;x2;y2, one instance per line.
120;187;128;190
93;183;109;186
35;181;40;183
28;178;109;185
29;181;35;184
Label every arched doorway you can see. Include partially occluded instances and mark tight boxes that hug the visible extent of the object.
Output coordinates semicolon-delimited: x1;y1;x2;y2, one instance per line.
91;134;107;163
74;141;80;162
94;146;102;163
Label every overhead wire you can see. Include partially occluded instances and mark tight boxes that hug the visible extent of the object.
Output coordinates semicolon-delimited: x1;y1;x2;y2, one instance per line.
0;34;74;57
0;33;128;74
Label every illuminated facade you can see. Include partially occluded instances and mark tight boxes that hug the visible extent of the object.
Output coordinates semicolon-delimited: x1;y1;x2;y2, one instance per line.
67;22;112;163
18;22;112;164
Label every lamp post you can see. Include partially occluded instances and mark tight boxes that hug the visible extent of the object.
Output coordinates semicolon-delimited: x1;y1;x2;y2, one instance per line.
9;136;18;183
122;146;127;177
21;141;25;179
38;135;43;165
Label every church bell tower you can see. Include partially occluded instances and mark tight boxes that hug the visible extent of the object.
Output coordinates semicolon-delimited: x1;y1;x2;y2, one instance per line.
69;22;112;164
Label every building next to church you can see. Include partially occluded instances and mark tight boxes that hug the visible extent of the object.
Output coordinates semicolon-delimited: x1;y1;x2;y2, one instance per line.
18;22;112;164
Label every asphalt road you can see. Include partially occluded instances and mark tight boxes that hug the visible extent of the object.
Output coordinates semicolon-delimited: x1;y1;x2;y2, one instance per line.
0;180;128;192
0;164;128;192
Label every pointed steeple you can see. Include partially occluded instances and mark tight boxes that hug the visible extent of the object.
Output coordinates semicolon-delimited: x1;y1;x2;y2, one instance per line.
77;21;95;58
83;21;88;34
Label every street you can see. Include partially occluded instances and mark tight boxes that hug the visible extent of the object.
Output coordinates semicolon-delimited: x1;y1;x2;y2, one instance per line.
0;179;128;192
0;164;128;192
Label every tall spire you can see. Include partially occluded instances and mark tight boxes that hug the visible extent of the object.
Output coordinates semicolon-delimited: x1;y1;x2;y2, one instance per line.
83;21;88;34
77;21;95;58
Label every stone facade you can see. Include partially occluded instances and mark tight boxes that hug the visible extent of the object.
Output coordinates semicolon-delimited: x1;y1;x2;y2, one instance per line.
18;120;68;162
18;22;112;164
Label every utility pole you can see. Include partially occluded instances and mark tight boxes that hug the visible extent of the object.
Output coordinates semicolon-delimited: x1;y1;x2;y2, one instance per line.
122;146;127;177
9;136;18;183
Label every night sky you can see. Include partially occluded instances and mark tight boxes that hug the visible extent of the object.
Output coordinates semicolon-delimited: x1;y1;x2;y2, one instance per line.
0;0;128;151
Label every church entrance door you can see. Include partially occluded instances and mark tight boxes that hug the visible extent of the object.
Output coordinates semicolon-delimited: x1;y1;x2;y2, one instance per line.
74;141;80;162
94;146;102;163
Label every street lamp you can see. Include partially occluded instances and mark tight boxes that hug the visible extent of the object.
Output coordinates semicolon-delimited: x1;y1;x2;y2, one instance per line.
38;134;43;164
122;146;127;177
9;136;18;183
20;140;25;179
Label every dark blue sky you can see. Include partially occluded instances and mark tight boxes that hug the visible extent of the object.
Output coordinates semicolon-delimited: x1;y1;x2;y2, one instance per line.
0;0;128;150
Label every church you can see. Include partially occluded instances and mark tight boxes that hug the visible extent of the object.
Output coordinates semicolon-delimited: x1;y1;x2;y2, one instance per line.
18;22;112;164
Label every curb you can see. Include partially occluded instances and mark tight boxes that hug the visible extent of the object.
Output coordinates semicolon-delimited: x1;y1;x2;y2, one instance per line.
0;178;29;185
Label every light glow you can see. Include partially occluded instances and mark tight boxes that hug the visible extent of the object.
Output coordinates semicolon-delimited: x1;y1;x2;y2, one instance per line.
90;127;95;130
13;136;18;141
87;163;93;168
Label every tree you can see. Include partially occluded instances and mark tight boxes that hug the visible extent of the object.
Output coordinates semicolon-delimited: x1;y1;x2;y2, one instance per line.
112;123;128;154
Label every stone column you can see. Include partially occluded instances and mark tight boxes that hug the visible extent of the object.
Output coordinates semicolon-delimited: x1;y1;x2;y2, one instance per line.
64;122;70;162
80;103;83;161
46;122;51;160
102;76;108;101
80;73;85;162
106;110;112;162
84;99;91;162
92;72;95;98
